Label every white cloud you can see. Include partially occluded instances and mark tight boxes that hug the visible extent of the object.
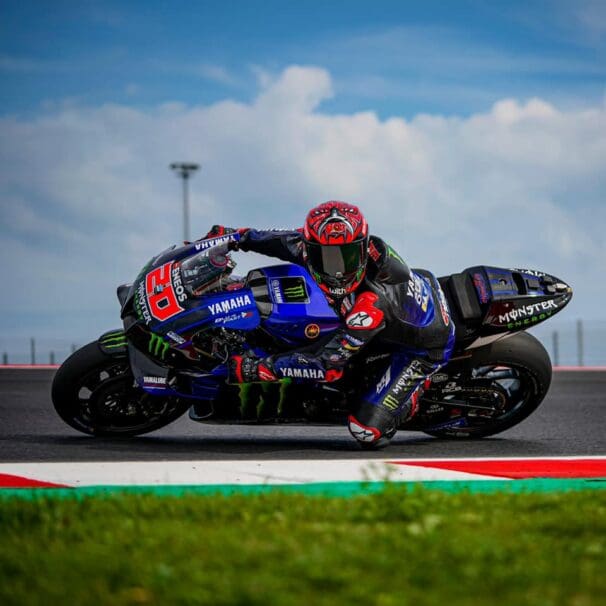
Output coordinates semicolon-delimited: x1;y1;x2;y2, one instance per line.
0;65;604;340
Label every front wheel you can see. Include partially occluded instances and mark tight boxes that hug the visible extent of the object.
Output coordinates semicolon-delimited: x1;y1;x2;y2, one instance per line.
418;332;552;439
51;341;190;437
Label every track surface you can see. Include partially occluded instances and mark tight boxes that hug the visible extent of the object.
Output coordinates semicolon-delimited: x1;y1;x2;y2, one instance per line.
0;370;604;463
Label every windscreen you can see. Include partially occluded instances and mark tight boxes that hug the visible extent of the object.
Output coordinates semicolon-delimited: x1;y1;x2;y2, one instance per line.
180;247;235;296
306;241;365;277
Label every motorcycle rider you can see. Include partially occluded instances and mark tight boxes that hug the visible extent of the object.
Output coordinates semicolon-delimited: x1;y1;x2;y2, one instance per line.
205;201;455;448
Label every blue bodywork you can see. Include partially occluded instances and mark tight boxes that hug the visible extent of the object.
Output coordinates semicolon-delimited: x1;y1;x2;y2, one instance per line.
127;240;340;396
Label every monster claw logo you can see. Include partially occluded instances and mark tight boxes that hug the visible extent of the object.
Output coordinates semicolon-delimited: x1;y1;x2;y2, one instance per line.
100;331;127;350
283;284;306;299
277;277;309;303
148;333;170;359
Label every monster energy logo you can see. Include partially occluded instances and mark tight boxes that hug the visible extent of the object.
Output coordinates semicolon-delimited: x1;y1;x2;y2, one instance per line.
148;333;170;359
383;394;399;410
387;246;404;264
280;278;309;303
237;379;292;419
100;331;127;349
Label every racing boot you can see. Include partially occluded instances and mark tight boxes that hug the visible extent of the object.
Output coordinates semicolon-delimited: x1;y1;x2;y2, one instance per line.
348;401;398;449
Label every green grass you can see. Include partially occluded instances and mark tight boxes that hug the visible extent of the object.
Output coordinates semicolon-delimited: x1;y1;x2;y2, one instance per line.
0;487;604;606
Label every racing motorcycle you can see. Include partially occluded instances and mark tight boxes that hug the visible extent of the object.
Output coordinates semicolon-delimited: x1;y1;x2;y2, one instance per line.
52;232;573;442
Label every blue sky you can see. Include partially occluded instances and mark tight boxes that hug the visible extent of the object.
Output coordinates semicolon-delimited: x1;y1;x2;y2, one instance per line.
0;0;605;361
2;0;605;118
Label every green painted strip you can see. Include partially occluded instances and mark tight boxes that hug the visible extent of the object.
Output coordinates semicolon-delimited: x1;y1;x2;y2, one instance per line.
103;342;127;349
1;478;604;500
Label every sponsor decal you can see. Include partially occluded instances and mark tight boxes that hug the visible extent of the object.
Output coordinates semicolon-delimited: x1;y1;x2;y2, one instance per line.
194;234;236;252
171;265;187;303
344;334;365;347
207;294;253;316
389;360;425;398
281;278;309;303
506;313;554;329
328;286;349;297
368;241;381;262
166;331;186;345
387;246;404;264
436;283;450;326
473;273;489;304
406;275;426;309
100;331;127;349
430;373;449;383
346;311;373;329
382;394;399;410
271;277;309;304
278;367;325;380
340;338;361;353
376;366;392;394
421;293;429;312
511;268;545;278
339;295;354;317
498;300;557;324
145;262;186;322
348;417;380;442
136;282;152;323
214;311;254;325
148;333;170;359
143;376;167;386
365;353;391;364
304;323;321;339
271;279;283;303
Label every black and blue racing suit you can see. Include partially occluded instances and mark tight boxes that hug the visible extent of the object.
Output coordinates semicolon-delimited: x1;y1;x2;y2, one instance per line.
237;228;456;444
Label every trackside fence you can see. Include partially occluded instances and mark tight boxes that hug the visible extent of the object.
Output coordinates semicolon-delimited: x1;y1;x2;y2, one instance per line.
0;320;604;366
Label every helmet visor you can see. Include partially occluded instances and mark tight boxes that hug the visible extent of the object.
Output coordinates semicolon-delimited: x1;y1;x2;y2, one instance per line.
306;241;367;280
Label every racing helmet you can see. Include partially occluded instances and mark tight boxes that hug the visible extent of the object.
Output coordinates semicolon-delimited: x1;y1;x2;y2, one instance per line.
302;201;369;297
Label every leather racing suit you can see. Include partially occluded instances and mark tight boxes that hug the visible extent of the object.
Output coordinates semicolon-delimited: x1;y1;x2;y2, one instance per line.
235;228;456;445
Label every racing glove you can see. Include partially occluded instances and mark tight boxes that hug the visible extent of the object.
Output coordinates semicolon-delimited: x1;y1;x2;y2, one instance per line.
201;225;250;249
228;354;278;383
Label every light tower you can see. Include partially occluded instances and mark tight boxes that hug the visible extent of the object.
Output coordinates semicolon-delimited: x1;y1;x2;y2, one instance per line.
170;162;200;242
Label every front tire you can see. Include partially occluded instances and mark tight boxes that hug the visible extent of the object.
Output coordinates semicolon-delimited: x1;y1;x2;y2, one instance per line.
421;332;552;439
52;341;190;437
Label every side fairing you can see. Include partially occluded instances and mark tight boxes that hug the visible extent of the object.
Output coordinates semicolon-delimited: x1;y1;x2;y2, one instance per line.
250;264;340;345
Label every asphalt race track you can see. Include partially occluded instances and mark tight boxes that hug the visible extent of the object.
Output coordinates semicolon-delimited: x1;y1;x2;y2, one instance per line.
0;369;604;463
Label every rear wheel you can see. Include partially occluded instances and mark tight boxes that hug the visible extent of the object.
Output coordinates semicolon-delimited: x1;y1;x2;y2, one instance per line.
419;332;552;439
52;341;190;437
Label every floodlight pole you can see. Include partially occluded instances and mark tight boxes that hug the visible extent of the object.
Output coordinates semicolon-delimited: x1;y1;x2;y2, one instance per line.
170;162;200;242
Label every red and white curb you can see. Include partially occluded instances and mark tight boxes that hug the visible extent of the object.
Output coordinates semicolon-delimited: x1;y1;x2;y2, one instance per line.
0;456;604;489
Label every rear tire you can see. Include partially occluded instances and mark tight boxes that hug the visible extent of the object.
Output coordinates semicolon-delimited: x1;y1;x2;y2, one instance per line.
52;341;190;437
422;332;552;439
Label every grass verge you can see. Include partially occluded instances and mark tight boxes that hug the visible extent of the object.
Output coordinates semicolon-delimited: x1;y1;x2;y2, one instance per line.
0;486;604;606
